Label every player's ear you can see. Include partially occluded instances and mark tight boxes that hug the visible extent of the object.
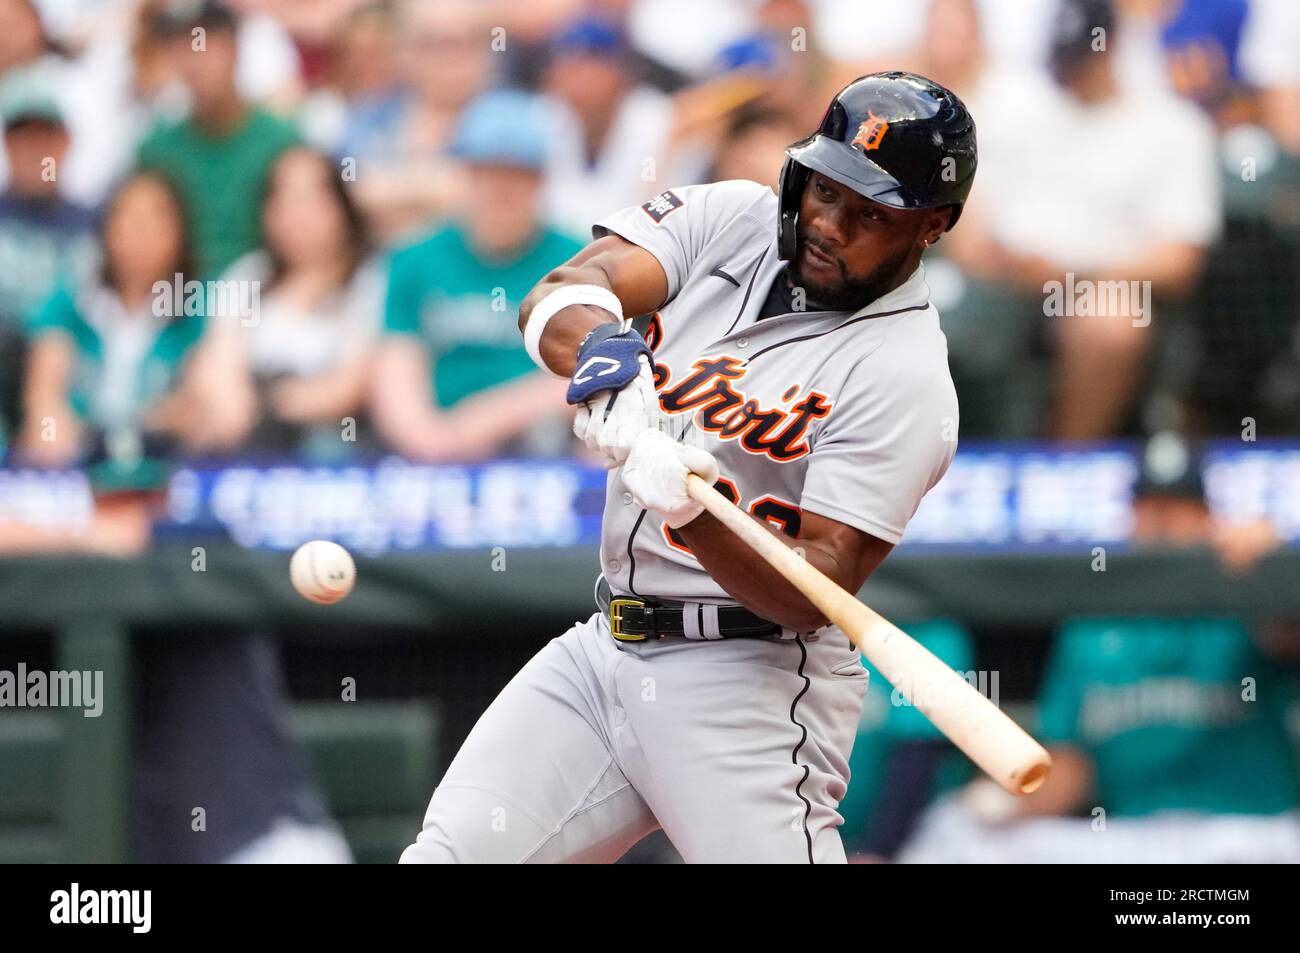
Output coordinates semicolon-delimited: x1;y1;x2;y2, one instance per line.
919;208;951;249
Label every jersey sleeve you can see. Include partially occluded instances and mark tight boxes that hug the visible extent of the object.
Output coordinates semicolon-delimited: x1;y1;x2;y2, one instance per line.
26;283;80;338
799;333;959;545
382;245;424;337
591;180;772;301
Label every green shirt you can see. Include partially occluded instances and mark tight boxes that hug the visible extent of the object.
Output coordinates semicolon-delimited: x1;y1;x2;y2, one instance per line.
1039;617;1299;817
383;223;584;409
136;108;299;278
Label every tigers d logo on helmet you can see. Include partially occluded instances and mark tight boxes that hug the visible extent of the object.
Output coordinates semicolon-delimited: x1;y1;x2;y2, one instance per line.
851;111;889;152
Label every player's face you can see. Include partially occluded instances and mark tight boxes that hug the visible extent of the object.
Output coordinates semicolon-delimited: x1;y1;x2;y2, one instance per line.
791;172;936;311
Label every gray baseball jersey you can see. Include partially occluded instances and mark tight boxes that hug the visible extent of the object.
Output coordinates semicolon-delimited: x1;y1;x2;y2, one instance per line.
594;179;958;610
401;180;959;864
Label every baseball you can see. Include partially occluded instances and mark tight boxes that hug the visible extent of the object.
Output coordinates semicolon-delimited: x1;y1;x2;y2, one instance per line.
290;540;356;605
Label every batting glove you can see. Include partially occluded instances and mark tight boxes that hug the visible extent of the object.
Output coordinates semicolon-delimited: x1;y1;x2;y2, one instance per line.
569;325;662;469
622;430;720;529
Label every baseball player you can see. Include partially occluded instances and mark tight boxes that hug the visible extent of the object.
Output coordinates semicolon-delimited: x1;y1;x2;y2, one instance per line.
401;71;977;864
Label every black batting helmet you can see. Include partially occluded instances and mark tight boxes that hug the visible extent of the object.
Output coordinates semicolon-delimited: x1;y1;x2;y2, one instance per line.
777;71;978;260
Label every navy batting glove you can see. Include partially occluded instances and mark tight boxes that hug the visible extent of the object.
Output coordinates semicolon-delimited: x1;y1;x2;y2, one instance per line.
566;323;654;405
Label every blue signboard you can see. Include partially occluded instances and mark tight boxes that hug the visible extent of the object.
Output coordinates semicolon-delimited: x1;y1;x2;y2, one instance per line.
3;442;1297;554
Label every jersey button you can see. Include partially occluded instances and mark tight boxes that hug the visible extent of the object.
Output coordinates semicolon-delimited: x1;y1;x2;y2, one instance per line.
622;491;634;505
737;337;749;348
608;559;622;573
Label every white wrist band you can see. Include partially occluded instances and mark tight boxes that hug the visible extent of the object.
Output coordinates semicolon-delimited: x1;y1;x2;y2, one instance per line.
523;284;625;376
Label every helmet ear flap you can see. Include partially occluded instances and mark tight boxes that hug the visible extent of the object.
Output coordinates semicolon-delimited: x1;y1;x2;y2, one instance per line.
777;157;810;261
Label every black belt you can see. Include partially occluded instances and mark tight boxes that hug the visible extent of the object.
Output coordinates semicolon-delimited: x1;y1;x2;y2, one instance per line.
605;595;784;642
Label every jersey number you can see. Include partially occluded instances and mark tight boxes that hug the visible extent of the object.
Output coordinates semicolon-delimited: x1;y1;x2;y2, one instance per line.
663;480;802;556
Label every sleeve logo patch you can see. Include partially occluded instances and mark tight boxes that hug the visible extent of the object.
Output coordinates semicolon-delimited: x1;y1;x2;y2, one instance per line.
641;191;684;223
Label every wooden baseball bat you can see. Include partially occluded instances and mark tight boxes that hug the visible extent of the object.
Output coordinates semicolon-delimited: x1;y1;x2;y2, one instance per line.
686;474;1051;795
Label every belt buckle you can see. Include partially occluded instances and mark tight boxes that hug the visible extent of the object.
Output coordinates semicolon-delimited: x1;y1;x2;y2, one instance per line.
609;597;647;642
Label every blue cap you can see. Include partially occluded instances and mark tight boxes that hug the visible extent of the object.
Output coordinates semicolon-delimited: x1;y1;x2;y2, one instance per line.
449;89;551;171
550;17;624;59
716;34;779;75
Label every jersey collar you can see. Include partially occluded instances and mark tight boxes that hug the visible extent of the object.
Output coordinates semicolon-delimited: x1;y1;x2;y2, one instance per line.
844;261;931;319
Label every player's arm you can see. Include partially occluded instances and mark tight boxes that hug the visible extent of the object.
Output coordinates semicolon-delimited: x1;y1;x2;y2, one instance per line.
519;235;671;467
677;507;894;632
518;234;669;374
619;430;895;631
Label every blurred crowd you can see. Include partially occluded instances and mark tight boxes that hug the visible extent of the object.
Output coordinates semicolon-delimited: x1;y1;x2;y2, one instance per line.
1;0;1299;863
0;0;1297;487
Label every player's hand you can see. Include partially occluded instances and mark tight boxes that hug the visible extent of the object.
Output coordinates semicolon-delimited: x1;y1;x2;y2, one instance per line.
573;355;662;468
622;429;719;529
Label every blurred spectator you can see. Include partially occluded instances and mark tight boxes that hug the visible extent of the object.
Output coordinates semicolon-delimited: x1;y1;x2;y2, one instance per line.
0;0;51;75
343;0;493;241
0;0;109;205
896;0;1053;439
899;436;1300;863
743;0;855;130
200;147;383;459
239;0;371;91
125;0;301;111
1152;0;1250;121
497;0;690;94
15;170;213;470
541;15;678;237
297;2;403;153
948;0;1220;440
1009;610;1298;862
0;70;98;451
49;0;304;208
0;169;215;554
903;0;1031;110
622;0;754;78
705;102;801;192
668;1;850;186
136;0;300;277
1240;0;1300;155
1129;432;1282;572
902;615;1300;863
371;90;578;462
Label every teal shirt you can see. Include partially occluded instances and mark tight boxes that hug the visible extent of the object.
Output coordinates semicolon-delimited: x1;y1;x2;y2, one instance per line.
1039;617;1300;817
137;108;299;278
383;223;584;409
28;282;205;429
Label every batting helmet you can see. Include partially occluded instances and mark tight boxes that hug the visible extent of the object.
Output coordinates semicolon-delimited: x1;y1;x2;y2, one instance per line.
777;71;978;260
